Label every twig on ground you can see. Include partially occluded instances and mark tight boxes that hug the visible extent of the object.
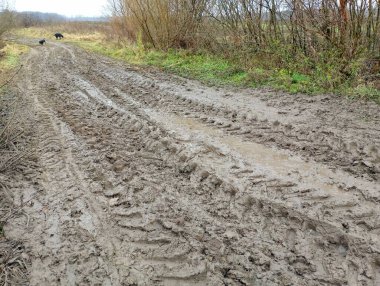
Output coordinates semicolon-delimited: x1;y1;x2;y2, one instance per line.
0;65;23;90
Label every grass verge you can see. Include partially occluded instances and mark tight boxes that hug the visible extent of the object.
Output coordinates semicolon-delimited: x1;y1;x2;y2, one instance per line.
15;26;380;103
0;40;30;175
0;39;30;286
0;42;28;74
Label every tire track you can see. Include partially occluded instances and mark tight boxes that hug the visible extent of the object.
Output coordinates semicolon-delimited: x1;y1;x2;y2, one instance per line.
70;58;380;247
83;58;380;180
4;38;380;285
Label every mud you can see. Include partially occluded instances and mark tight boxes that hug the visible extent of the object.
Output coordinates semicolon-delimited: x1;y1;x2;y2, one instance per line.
0;87;34;285
1;38;380;285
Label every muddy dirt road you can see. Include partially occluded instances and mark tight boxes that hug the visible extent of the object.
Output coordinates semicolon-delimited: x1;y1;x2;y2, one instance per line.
2;38;380;285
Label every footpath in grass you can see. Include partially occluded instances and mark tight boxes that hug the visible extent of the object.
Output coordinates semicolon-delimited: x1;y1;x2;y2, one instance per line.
15;27;380;103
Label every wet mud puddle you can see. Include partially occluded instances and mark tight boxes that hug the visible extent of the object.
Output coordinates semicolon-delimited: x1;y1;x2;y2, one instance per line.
145;110;379;200
77;84;379;202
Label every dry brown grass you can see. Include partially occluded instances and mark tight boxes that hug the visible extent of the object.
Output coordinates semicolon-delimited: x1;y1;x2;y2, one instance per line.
15;22;112;42
0;42;30;171
0;98;31;286
109;0;209;49
0;99;33;172
0;239;29;286
0;41;32;286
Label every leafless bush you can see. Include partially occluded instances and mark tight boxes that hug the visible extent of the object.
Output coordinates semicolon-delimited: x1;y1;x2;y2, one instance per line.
0;0;16;37
108;0;209;49
109;0;380;73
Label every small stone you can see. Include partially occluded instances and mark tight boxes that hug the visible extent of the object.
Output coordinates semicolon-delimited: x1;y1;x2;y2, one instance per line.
113;160;126;172
224;230;239;240
362;161;373;168
104;188;121;197
109;198;119;206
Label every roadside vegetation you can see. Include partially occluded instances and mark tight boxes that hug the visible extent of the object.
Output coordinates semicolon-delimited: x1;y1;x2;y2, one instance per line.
0;1;31;284
0;1;29;172
0;42;28;73
12;0;380;103
15;24;380;103
0;41;28;172
0;0;26;81
0;27;29;165
105;0;380;101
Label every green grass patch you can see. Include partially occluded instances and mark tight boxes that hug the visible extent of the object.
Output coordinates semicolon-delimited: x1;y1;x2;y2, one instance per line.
0;42;29;93
0;42;28;72
74;40;249;85
74;40;380;102
345;84;380;102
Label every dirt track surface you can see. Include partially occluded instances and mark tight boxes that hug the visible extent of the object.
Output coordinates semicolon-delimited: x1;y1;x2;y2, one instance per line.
2;38;380;285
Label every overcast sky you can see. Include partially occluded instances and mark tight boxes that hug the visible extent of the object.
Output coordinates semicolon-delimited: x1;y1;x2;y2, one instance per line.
13;0;109;17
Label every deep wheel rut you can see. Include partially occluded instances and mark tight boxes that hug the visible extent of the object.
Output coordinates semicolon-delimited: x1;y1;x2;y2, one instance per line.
3;38;380;286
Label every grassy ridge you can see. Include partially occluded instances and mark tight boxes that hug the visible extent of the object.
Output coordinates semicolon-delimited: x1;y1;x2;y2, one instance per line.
0;42;28;73
0;42;29;95
75;41;380;102
15;27;380;102
78;40;249;84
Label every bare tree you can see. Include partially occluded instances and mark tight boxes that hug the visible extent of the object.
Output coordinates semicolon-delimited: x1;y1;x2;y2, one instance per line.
0;0;15;37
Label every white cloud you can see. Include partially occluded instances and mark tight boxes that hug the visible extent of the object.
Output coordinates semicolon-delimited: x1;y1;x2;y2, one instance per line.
14;0;109;17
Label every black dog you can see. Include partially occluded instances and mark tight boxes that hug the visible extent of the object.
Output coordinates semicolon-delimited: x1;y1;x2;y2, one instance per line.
39;39;46;45
54;33;64;40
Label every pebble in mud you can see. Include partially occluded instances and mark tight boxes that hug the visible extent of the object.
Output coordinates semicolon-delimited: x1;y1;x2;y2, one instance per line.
223;230;239;240
112;160;127;172
199;170;210;181
160;137;170;147
223;183;239;196
104;187;122;198
178;162;197;174
206;238;225;255
105;152;118;164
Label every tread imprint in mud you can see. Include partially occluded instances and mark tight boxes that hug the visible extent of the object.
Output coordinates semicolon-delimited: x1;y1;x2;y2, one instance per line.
4;39;380;286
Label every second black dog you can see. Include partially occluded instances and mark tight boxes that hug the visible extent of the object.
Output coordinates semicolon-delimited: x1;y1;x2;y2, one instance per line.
39;39;46;45
54;33;64;40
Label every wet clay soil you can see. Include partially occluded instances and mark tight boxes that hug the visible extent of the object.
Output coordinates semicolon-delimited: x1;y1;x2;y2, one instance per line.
1;38;380;285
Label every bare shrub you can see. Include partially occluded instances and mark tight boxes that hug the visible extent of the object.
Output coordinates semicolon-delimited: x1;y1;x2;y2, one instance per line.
108;0;209;49
0;1;15;37
108;0;380;87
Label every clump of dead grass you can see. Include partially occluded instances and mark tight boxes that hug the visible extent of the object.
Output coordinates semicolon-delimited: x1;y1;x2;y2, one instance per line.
0;240;29;286
0;42;30;172
0;99;31;171
0;92;32;286
0;42;31;286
